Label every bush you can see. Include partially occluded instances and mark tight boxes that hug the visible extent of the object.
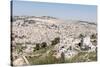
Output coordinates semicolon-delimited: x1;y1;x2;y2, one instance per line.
16;43;23;45
27;50;62;65
51;37;60;45
41;42;47;48
79;34;84;38
16;45;23;54
68;52;97;62
35;43;40;50
91;34;97;39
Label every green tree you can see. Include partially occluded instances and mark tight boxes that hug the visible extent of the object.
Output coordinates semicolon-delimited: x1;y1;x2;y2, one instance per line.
35;43;40;50
41;42;47;48
51;37;60;45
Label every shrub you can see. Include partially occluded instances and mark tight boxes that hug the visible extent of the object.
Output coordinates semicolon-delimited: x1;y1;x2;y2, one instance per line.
79;33;84;38
41;42;47;48
35;43;40;50
51;37;60;45
16;43;23;45
16;45;23;54
27;50;61;65
68;52;97;62
91;34;97;39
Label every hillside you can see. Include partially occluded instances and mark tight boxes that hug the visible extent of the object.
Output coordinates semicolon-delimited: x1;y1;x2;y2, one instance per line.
11;16;97;66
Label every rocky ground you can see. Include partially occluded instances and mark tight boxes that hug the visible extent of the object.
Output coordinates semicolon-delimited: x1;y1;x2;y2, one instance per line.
11;16;97;66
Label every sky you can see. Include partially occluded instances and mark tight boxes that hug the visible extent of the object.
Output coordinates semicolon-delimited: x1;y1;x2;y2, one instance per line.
12;1;97;22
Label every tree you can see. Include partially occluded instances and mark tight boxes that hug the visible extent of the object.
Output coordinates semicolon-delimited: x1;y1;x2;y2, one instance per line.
35;43;40;50
79;33;84;38
51;37;60;45
41;42;47;48
91;34;97;39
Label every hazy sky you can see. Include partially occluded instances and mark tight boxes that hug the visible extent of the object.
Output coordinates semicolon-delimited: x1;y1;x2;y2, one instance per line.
12;1;97;22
